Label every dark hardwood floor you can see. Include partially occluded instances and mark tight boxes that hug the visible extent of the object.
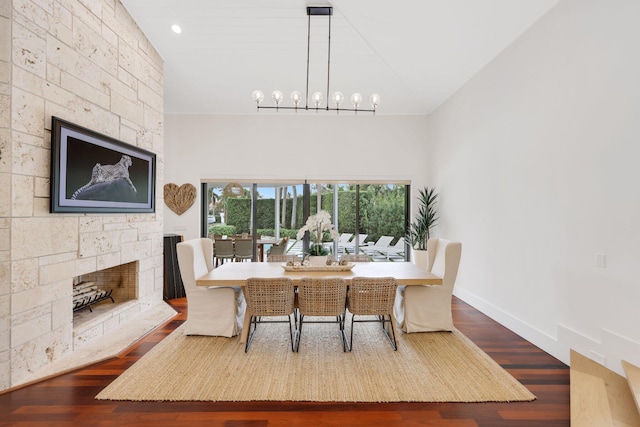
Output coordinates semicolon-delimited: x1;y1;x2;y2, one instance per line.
0;297;569;427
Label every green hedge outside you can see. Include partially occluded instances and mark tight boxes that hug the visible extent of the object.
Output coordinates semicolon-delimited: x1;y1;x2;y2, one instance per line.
222;188;405;243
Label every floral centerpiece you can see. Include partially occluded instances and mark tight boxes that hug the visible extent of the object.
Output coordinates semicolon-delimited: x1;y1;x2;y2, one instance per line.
296;210;340;256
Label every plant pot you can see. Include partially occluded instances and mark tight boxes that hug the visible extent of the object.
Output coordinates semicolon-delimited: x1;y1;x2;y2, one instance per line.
411;248;429;270
307;255;328;266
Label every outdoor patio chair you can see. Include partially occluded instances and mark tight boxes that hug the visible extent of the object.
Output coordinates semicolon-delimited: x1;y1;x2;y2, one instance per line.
213;238;234;267
341;234;368;254
233;238;253;262
338;233;353;244
285;239;303;256
360;235;394;256
335;233;353;253
266;237;288;257
374;237;406;261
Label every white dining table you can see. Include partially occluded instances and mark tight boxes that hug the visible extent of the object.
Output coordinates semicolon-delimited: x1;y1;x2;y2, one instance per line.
196;261;442;343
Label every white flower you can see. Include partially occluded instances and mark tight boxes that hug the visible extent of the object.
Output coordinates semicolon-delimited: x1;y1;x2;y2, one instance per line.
296;210;340;244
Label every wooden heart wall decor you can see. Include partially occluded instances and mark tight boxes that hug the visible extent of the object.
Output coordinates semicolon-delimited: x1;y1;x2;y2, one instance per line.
164;183;196;215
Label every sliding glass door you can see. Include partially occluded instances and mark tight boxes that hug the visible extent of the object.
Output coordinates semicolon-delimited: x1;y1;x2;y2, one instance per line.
202;181;409;262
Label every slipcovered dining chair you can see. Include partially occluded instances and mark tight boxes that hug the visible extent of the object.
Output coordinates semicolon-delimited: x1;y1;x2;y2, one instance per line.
347;277;398;351
176;238;245;337
393;238;462;333
296;277;348;352
244;277;297;352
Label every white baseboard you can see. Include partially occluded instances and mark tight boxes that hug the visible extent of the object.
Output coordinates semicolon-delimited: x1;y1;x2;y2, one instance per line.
558;325;640;376
454;287;640;377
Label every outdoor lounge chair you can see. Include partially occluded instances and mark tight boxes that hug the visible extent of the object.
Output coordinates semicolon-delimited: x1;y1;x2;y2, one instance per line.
340;234;368;254
360;235;394;256
266;237;289;257
374;237;406;261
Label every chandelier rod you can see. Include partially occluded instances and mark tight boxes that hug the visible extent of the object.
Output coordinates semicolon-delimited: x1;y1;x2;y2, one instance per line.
326;13;331;111
305;12;311;110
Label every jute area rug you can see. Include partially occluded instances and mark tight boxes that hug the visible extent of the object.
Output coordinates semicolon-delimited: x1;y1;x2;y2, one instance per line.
96;320;536;403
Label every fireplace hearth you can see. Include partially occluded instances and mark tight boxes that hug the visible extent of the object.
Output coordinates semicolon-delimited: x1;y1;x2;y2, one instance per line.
72;261;139;349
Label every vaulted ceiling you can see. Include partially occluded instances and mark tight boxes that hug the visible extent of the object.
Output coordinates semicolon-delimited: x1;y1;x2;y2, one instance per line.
120;0;559;115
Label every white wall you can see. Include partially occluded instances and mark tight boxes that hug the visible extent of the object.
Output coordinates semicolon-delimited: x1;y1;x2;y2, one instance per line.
164;115;430;239
427;0;640;374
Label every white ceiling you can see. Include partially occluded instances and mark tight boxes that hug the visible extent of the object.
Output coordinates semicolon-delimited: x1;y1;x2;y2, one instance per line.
120;0;559;115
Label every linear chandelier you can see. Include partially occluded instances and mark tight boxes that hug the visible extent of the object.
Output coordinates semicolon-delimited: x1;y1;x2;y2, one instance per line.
251;6;380;114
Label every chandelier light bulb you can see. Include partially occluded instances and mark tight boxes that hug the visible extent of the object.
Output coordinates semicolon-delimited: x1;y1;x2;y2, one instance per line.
252;90;264;105
351;93;363;109
290;91;303;107
311;91;324;108
331;91;344;108
369;94;381;109
271;90;284;106
249;6;379;114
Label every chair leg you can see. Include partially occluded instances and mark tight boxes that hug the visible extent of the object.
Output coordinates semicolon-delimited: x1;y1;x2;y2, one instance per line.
289;313;298;352
348;313;397;352
338;313;347;352
381;314;397;351
348;314;355;352
296;313;348;352
246;315;298;353
244;316;257;353
295;315;304;352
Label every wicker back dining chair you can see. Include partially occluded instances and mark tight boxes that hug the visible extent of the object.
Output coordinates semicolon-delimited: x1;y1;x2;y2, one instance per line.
296;277;348;352
347;277;398;351
243;277;297;352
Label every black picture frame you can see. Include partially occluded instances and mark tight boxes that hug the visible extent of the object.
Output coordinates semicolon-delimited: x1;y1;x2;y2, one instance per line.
50;117;156;213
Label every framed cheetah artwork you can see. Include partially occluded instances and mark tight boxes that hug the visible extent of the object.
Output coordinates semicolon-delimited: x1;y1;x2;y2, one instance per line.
50;116;156;213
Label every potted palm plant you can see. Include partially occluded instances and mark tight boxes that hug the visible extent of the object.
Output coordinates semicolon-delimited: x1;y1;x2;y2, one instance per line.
407;187;438;268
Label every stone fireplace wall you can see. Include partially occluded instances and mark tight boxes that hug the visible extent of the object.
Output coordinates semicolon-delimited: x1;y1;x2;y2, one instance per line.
0;0;164;391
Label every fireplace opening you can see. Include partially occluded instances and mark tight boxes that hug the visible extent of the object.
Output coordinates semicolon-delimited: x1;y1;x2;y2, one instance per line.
72;261;139;349
73;261;138;312
73;282;115;312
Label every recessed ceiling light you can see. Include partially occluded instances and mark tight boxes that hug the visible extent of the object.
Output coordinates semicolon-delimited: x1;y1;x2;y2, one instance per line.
171;24;182;34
